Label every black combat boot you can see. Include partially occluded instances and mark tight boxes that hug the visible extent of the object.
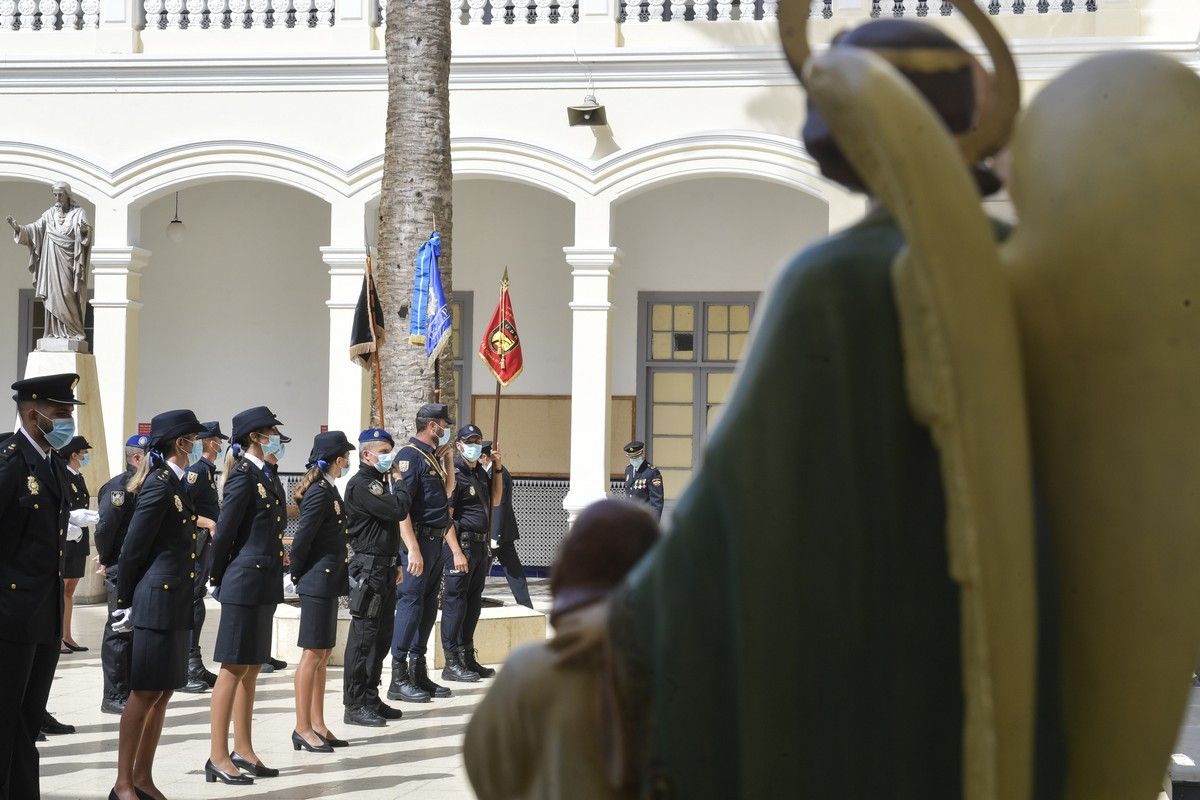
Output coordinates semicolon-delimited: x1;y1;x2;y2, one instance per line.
181;650;209;693
343;705;386;727
386;656;431;703
441;647;481;683
373;700;404;720
464;647;496;679
412;653;453;697
190;647;218;688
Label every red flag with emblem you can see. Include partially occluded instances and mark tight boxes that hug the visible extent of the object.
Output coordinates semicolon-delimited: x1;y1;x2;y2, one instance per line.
478;269;523;387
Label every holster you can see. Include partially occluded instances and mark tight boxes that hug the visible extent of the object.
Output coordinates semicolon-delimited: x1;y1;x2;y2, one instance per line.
348;574;381;619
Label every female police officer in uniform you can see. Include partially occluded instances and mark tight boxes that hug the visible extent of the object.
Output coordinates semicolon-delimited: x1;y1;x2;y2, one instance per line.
108;409;209;800
59;435;96;653
206;406;288;785
289;430;354;752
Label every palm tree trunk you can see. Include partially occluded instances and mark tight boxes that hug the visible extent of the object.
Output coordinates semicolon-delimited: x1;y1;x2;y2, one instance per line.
375;0;456;437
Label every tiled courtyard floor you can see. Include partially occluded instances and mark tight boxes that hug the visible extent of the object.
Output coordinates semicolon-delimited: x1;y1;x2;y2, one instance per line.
40;578;551;800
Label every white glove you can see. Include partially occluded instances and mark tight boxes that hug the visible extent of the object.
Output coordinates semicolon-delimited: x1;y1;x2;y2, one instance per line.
69;509;99;528
490;538;500;551
66;524;83;542
111;607;133;634
283;574;297;597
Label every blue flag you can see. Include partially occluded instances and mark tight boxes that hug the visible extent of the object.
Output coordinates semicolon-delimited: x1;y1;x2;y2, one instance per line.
408;231;452;365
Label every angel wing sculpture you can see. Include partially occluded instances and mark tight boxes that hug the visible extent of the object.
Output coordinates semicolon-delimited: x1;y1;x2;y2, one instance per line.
786;1;1200;798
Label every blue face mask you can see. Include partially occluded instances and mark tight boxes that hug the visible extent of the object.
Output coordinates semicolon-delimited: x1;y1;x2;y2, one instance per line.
437;424;452;447
38;412;75;451
260;434;283;458
79;453;91;468
460;443;483;462
188;438;204;466
375;451;396;474
629;457;644;470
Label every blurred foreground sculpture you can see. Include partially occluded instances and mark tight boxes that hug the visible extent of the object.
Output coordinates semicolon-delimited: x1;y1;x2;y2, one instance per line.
579;1;1200;799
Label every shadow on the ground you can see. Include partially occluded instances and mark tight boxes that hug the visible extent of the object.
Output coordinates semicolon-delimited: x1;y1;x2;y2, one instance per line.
43;772;453;800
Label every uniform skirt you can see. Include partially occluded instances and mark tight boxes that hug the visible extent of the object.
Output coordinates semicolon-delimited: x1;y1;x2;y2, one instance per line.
130;626;189;691
214;602;276;665
298;594;338;650
63;532;89;579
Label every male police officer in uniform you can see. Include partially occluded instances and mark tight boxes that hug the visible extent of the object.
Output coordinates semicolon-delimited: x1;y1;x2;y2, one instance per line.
0;373;81;799
342;428;417;727
441;425;504;682
480;441;532;609
180;421;226;693
95;434;147;715
389;403;456;703
623;440;664;520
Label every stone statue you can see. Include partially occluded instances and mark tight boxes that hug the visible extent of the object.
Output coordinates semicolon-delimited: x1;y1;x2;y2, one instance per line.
7;181;92;348
538;2;1200;800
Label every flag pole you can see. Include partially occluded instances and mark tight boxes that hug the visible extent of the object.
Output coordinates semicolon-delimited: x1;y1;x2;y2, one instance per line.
492;268;507;443
364;245;386;429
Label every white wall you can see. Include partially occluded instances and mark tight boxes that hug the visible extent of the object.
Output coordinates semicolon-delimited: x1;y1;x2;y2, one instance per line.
0;181;97;424
610;176;830;395
135;181;330;472
452;179;575;404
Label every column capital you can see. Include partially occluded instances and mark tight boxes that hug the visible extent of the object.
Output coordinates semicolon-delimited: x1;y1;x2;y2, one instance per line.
320;245;369;272
91;245;151;272
563;246;622;270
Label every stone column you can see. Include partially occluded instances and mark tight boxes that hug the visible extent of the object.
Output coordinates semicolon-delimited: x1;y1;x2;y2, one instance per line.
576;0;619;47
562;198;620;523
321;197;371;456
96;0;141;52
90;199;146;476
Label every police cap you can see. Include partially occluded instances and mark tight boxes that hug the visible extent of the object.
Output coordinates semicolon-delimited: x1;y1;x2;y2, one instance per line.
12;373;83;405
308;430;355;467
358;427;394;447
198;421;229;441
126;433;150;450
57;435;92;456
231;406;283;443
481;440;493;456
148;409;206;450
457;424;483;442
416;403;452;424
623;440;646;456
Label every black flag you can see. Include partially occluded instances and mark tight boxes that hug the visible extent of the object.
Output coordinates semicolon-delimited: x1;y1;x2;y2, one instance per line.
349;271;384;369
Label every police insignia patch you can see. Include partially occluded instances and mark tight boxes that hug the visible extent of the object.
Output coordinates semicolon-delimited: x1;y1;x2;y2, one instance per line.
469;486;476;496
174;495;183;512
112;490;125;507
397;461;410;473
652;479;662;486
187;472;198;485
27;476;39;495
257;484;268;499
334;501;341;515
369;481;384;496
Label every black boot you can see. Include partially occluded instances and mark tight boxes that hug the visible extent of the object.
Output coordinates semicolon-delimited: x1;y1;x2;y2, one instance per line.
181;653;209;694
100;697;126;715
412;654;453;697
464;647;496;679
373;700;404;720
189;647;218;688
343;705;386;727
441;647;481;683
386;657;431;703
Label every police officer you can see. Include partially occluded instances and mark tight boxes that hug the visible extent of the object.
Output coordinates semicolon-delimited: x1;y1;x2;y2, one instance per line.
58;435;96;654
622;440;664;520
180;421;227;693
0;373;81;799
95;434;148;715
441;425;503;682
109;409;208;800
480;441;532;609
389;403;456;703
342;428;414;727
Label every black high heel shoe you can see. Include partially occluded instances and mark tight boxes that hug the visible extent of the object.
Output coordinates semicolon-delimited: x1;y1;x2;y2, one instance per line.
317;730;349;748
230;751;279;778
107;788;157;799
292;730;333;753
204;759;253;785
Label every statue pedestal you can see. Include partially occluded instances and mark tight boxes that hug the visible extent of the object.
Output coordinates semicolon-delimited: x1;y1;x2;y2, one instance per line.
35;338;90;355
22;348;110;604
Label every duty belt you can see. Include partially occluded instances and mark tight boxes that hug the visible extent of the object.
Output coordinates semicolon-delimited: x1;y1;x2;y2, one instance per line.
458;530;489;543
353;553;398;567
416;525;448;541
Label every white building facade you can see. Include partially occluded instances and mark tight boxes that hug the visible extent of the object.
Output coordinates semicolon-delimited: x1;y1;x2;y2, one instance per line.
0;0;1189;557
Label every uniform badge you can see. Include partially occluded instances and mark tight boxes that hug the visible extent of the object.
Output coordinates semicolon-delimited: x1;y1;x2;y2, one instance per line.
257;484;268;499
397;461;410;473
469;485;476;497
368;481;384;496
174;495;183;512
27;476;39;495
334;501;341;515
111;490;125;507
187;472;198;485
651;478;662;487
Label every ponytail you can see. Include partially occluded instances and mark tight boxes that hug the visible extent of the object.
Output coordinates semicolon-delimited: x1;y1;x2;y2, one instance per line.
219;441;243;500
125;452;153;493
292;465;323;504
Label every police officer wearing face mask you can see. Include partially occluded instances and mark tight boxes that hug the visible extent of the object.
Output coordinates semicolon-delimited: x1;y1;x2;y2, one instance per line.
440;425;504;683
342;427;415;727
389;403;456;704
95;434;148;715
0;373;82;799
480;442;532;609
623;441;664;521
180;422;227;694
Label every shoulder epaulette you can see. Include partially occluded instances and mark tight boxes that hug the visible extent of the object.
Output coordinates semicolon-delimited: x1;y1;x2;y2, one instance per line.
236;460;250;473
155;467;170;482
1;440;19;460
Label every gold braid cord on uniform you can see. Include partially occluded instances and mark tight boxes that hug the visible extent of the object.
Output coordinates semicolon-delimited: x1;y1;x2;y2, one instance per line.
790;0;1200;795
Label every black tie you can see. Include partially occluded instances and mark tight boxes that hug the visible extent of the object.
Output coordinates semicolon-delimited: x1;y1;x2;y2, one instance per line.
263;464;274;479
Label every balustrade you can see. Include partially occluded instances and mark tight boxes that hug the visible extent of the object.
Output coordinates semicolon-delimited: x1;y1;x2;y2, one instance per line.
141;0;333;28
0;0;96;29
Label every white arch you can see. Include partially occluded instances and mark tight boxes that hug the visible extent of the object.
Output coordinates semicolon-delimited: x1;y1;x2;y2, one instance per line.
0;142;112;204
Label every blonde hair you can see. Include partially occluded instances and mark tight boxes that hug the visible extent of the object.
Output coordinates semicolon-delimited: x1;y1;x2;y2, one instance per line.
125;453;153;493
219;444;242;500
